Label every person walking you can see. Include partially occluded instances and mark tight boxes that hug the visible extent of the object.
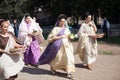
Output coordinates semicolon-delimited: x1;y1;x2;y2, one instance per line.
39;14;75;79
18;13;43;67
0;19;24;80
102;17;110;38
75;12;98;70
12;19;19;38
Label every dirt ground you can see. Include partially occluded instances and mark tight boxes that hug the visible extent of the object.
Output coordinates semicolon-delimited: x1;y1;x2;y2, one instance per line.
97;43;120;55
16;42;120;80
72;42;120;55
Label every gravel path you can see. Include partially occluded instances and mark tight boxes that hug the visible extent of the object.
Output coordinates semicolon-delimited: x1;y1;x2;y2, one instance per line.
16;42;120;80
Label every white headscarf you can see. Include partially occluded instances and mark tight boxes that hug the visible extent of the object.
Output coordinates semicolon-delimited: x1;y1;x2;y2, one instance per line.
19;16;38;34
18;15;39;46
55;20;69;28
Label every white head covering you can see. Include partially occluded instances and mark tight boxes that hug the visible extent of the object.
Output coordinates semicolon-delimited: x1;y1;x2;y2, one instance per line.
55;20;69;28
18;14;38;45
19;15;38;33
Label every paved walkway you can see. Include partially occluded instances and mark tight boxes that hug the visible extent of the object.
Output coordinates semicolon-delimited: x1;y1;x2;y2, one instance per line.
16;43;120;80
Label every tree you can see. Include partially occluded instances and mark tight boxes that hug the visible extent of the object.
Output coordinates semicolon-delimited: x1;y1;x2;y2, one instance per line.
0;0;26;21
0;0;119;24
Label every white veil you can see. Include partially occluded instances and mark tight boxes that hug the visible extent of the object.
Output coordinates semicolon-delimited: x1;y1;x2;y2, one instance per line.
55;20;69;28
18;15;38;45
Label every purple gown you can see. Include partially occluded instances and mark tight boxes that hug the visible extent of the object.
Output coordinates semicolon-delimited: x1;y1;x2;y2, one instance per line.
24;37;41;65
39;27;66;64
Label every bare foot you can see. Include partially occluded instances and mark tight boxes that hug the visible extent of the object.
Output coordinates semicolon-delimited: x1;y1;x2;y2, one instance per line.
86;64;92;70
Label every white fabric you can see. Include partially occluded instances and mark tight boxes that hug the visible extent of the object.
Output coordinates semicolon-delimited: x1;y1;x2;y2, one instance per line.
8;25;14;34
76;23;98;64
35;22;43;33
0;34;24;80
33;22;44;44
18;16;42;46
55;21;69;28
49;27;75;73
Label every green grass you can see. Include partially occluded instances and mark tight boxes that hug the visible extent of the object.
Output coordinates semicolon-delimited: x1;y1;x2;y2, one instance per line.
99;51;112;55
97;36;120;44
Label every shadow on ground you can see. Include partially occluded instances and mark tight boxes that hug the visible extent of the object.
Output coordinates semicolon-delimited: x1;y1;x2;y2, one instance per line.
21;66;67;78
75;63;88;70
21;67;51;75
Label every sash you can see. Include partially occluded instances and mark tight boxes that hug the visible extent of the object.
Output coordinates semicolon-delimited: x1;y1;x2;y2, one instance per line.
39;27;66;64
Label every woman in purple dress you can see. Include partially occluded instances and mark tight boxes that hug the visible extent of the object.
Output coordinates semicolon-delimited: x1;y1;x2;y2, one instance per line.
18;13;43;67
39;14;75;79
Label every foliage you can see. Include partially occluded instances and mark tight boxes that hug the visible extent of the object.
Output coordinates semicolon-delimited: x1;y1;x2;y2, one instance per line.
0;0;26;20
0;0;120;23
35;0;120;23
99;51;112;55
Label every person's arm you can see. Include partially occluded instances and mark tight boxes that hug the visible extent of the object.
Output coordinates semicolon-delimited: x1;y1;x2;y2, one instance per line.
88;34;97;39
48;27;66;43
51;35;66;41
0;48;4;53
78;23;92;37
89;21;97;32
48;35;66;43
0;48;11;54
79;23;97;39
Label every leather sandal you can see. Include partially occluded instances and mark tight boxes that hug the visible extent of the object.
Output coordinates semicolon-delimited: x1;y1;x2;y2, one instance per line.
51;70;56;75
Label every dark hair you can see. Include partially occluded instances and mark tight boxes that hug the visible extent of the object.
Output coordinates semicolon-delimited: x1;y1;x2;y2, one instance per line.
24;13;31;19
84;12;91;19
0;19;5;26
57;14;67;21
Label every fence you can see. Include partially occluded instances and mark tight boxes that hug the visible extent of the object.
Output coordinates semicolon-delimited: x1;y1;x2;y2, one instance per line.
42;28;120;39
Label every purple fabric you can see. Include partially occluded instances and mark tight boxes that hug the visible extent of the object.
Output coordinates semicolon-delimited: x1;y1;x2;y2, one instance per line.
39;27;66;65
26;23;31;29
24;37;41;65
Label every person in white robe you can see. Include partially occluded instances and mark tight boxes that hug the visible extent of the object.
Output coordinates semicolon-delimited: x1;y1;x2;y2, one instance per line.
76;12;98;70
0;19;24;80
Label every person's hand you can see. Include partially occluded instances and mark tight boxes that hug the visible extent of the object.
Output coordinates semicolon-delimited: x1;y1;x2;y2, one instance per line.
89;21;94;27
14;45;25;48
3;50;11;55
89;21;97;32
53;35;66;40
88;34;97;39
61;35;66;38
28;33;33;37
0;49;11;54
89;34;105;39
96;33;105;38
